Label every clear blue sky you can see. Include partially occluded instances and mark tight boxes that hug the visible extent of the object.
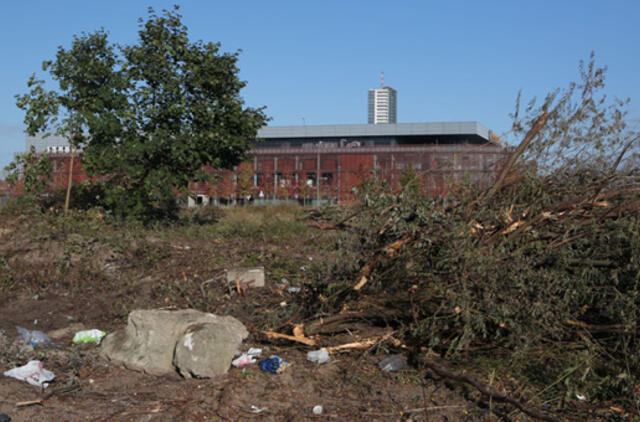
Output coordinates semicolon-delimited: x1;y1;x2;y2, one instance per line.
1;0;639;170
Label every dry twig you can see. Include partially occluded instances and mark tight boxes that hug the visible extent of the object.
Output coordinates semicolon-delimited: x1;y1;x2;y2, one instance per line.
262;330;316;346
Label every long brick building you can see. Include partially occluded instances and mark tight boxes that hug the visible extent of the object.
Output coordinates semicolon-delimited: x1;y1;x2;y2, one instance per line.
25;121;508;205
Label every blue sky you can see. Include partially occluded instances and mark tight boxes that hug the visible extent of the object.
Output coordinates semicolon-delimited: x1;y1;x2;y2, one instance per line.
1;0;639;170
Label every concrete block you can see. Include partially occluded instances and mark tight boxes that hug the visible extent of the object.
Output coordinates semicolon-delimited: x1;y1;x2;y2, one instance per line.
226;266;265;288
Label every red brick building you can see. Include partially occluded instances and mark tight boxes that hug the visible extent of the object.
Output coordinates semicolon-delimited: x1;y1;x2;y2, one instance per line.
27;122;509;205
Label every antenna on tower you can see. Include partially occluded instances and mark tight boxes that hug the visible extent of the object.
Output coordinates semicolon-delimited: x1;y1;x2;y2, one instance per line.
380;71;385;88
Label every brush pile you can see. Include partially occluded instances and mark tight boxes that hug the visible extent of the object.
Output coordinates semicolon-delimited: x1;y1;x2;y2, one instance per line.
301;56;640;418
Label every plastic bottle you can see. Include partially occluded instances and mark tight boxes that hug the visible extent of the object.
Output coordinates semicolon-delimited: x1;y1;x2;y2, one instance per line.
16;326;52;348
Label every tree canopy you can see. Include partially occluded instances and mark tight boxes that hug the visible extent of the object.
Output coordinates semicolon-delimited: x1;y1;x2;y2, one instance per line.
15;6;268;219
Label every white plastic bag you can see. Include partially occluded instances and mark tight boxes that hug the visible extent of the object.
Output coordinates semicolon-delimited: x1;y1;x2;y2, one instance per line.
232;354;257;367
72;329;106;344
307;349;330;364
3;360;55;387
232;348;262;367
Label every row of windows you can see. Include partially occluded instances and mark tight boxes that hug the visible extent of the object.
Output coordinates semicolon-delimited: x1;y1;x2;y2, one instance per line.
45;146;72;153
254;172;333;187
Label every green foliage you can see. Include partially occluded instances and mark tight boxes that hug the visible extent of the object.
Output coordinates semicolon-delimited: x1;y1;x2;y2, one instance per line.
4;146;52;204
178;203;308;241
178;205;224;225
15;6;268;221
16;29;128;149
398;167;423;198
236;162;255;198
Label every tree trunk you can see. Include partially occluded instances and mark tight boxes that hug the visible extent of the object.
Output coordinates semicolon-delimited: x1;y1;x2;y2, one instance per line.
64;145;75;213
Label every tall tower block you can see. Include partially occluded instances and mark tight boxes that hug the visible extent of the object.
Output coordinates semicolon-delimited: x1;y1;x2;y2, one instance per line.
368;73;397;124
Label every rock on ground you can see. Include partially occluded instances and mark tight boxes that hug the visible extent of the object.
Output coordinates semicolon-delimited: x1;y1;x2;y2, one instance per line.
174;321;248;378
100;309;248;377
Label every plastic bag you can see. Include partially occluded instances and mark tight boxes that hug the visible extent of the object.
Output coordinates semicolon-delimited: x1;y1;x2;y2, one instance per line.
16;326;52;348
232;354;256;367
259;356;291;374
246;347;262;356
250;405;267;413
378;354;406;371
3;360;55;387
307;349;330;364
232;348;262;367
72;329;106;344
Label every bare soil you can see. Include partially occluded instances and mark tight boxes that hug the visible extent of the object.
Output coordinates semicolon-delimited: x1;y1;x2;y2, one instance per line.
0;206;496;421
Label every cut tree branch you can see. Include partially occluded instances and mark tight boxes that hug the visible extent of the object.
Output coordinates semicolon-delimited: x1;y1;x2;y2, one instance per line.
262;330;316;346
482;111;550;203
422;359;561;422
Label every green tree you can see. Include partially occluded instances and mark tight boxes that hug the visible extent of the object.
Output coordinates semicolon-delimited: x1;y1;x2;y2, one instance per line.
16;30;128;213
235;162;255;200
4;146;53;204
16;6;268;220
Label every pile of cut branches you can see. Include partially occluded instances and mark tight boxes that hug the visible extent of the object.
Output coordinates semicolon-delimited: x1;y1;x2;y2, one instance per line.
298;56;640;419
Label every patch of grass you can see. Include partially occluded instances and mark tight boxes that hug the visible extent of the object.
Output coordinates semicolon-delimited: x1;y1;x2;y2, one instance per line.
171;204;313;241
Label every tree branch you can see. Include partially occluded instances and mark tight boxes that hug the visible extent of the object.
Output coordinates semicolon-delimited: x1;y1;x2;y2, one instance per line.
422;359;561;422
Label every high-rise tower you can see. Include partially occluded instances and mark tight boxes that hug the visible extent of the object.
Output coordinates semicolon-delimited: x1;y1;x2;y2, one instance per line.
368;72;397;124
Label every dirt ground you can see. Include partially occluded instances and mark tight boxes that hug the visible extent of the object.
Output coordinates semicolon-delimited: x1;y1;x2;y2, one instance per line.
0;206;513;421
0;294;484;422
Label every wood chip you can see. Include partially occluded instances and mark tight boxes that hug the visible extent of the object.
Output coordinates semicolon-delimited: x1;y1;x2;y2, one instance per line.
292;324;305;338
353;274;368;291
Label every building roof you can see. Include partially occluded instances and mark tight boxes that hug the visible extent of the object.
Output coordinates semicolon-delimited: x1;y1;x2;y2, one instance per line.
24;121;494;153
257;121;491;141
26;135;69;153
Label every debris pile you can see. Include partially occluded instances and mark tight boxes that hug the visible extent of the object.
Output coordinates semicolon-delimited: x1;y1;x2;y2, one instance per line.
295;62;640;419
301;157;640;418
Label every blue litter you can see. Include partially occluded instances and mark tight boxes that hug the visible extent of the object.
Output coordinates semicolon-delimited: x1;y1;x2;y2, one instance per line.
259;356;291;374
17;326;53;348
